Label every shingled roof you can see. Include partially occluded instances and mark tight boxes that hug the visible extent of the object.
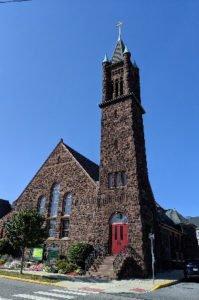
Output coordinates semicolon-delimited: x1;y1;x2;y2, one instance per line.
187;217;199;227
112;39;125;64
64;143;99;181
156;203;176;228
165;209;189;225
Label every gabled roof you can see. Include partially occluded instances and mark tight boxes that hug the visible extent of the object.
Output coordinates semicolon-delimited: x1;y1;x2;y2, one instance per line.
112;39;125;64
14;140;99;206
165;209;189;225
63;143;99;181
156;203;176;228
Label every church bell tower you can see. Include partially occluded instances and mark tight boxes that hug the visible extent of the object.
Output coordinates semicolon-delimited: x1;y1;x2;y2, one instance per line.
98;24;157;276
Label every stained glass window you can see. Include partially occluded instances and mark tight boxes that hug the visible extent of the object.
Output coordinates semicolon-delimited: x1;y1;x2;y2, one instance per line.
37;196;46;215
108;173;115;188
49;219;56;237
63;193;73;216
110;213;128;224
50;184;60;217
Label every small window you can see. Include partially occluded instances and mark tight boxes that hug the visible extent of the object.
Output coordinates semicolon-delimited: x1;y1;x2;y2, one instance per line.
37;196;46;215
108;173;115;188
114;140;118;149
61;219;70;238
111;81;114;99
121;171;127;186
115;80;119;97
49;219;56;237
116;172;122;187
120;79;123;95
63;193;73;216
108;171;127;188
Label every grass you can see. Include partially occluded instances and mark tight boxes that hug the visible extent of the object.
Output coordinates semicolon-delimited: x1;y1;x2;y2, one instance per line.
0;269;59;284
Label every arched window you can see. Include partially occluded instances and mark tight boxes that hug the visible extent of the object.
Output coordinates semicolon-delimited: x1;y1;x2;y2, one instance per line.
50;183;60;217
63;193;73;216
110;213;128;224
61;193;73;238
120;78;123;95
115;80;119;97
37;196;46;215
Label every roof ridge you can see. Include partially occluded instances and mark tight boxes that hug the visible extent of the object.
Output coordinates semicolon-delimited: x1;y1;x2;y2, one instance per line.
63;142;99;182
64;142;99;167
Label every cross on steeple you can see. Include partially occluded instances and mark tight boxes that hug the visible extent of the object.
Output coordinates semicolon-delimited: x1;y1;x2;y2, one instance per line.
116;21;123;41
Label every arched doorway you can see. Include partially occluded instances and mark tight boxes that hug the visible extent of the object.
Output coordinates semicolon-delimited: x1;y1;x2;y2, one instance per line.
109;213;128;255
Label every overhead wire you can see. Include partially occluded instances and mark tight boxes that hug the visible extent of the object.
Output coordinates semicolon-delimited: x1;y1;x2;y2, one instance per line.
0;0;31;4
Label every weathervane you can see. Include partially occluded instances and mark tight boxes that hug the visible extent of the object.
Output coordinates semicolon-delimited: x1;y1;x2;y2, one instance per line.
116;21;123;41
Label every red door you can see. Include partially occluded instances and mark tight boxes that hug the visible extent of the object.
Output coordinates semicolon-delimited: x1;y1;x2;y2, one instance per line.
111;223;128;255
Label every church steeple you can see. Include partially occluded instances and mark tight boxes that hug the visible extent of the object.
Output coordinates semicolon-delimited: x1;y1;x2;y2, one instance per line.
101;24;141;106
98;27;156;276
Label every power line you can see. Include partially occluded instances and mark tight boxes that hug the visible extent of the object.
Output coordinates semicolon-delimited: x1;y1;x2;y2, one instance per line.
0;0;31;3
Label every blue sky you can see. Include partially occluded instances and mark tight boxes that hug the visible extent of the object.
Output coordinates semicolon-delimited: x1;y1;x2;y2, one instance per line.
0;0;198;216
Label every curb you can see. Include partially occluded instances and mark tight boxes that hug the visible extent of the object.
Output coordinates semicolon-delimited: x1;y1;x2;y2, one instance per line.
151;279;181;291
0;274;61;287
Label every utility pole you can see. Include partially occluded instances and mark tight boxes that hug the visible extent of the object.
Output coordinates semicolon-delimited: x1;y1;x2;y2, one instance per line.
149;233;155;284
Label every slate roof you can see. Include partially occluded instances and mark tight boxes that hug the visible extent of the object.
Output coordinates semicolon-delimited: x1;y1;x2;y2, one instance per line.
156;203;176;228
187;217;199;228
156;203;194;230
165;209;189;225
64;143;99;181
112;39;125;64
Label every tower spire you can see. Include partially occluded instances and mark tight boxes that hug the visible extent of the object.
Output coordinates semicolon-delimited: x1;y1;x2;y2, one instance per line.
112;22;125;64
116;21;123;41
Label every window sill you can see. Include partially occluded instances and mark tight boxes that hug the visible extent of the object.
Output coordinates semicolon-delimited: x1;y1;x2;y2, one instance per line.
108;185;127;190
61;237;70;241
47;237;59;241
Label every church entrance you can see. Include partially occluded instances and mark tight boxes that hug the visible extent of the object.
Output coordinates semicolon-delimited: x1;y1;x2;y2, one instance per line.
109;213;128;255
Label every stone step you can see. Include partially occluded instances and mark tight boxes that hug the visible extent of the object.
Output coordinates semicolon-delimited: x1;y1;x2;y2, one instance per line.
88;255;116;279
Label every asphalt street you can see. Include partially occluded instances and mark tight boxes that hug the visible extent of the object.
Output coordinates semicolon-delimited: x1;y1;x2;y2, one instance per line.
0;277;199;300
0;278;141;300
146;279;199;300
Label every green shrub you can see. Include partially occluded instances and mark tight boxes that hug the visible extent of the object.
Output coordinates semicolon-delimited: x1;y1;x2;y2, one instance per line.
0;259;6;265
55;259;68;270
43;264;58;273
67;243;94;269
56;259;76;274
57;262;76;274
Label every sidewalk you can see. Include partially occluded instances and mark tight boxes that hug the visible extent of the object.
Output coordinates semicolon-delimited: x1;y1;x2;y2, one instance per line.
0;268;184;293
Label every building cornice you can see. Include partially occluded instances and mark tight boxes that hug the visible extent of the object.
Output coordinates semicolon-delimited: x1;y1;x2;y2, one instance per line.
99;93;145;113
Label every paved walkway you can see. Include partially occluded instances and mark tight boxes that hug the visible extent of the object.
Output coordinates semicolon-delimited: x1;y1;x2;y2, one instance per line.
2;269;184;293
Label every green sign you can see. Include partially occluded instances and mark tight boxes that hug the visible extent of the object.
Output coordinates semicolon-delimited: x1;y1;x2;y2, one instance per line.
47;249;59;261
32;248;43;261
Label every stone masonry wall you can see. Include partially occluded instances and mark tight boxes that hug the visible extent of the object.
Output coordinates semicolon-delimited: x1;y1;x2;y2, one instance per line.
0;141;99;255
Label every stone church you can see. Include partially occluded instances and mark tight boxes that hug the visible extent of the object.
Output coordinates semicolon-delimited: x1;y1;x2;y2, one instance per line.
0;32;198;277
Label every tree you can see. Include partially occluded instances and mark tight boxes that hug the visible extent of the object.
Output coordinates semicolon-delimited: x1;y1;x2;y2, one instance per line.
0;238;20;257
5;210;47;274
